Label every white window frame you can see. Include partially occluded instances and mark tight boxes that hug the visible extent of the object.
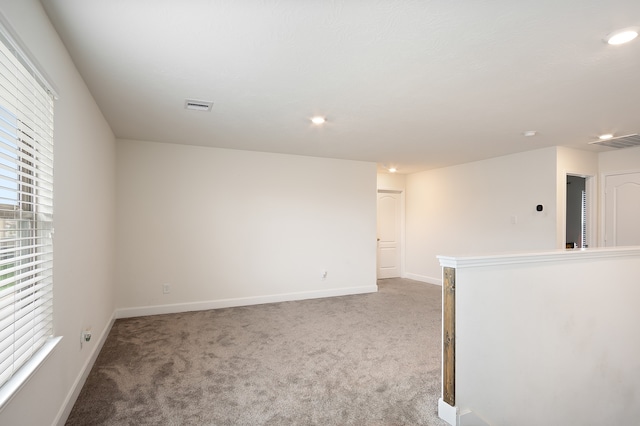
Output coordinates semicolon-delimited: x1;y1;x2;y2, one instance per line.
0;15;61;410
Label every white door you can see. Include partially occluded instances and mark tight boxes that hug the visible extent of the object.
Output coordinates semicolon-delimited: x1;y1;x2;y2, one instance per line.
377;191;402;278
604;172;640;246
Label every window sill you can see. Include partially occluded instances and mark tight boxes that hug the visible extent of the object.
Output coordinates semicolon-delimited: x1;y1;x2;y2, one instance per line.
0;336;63;412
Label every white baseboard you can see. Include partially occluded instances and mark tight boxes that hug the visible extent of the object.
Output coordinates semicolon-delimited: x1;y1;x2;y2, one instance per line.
438;398;458;425
116;285;378;319
459;409;490;426
54;311;116;426
404;272;442;286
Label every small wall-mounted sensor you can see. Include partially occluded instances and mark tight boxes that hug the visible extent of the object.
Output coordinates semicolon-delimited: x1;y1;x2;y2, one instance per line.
536;205;543;212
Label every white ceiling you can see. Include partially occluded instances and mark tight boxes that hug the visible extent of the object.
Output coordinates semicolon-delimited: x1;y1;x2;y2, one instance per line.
41;0;640;174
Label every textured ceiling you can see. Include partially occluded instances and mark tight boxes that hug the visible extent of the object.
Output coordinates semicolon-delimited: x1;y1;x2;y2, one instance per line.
41;0;640;174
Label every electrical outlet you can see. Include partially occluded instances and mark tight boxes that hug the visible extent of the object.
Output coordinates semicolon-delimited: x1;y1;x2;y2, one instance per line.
163;283;171;294
80;329;92;349
321;270;328;280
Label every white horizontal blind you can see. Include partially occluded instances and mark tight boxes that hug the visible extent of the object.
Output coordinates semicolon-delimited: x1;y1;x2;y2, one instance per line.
581;189;587;249
0;35;54;388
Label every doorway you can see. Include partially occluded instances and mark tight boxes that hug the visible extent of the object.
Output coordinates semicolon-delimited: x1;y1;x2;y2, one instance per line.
603;171;640;246
566;175;587;248
377;190;403;278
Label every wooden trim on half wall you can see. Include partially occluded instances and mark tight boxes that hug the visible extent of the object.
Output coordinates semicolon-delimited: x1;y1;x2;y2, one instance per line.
443;266;455;406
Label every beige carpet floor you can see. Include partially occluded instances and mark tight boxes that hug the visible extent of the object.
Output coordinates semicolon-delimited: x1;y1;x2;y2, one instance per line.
66;278;448;425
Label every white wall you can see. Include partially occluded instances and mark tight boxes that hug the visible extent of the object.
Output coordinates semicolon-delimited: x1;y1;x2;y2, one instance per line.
116;140;377;315
377;172;406;191
405;147;558;284
599;145;640;173
556;147;598;248
0;1;116;425
442;247;640;426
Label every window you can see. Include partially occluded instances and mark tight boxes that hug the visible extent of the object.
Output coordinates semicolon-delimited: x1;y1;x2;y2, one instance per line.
0;25;55;393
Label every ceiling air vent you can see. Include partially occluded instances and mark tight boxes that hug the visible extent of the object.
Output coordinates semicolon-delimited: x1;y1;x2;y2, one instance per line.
184;99;213;111
588;133;640;149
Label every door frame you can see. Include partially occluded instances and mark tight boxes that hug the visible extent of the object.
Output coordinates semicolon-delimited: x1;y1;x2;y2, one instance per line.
600;169;640;247
377;188;405;279
561;172;596;249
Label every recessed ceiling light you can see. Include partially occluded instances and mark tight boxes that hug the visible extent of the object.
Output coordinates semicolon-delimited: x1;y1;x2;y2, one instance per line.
604;29;638;45
599;133;614;140
388;167;397;173
522;131;537;137
311;116;326;125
